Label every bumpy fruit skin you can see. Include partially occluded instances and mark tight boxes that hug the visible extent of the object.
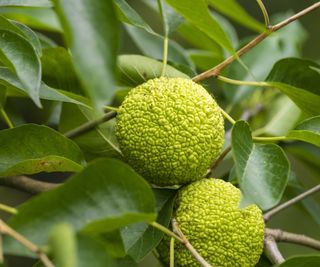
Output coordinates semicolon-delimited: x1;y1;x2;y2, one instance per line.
157;179;265;267
115;77;224;186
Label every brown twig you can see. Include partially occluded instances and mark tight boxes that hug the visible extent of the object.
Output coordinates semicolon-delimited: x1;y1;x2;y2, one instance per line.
64;111;117;138
206;146;231;178
192;2;320;82
172;218;215;267
0;220;54;267
0;176;58;194
266;228;320;251
264;234;285;264
0;234;3;264
263;184;320;222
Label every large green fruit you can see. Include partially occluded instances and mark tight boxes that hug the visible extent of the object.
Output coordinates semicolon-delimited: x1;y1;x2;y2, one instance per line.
115;77;224;186
157;179;265;267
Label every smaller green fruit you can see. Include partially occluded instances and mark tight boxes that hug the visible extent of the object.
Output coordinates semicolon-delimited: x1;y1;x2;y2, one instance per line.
157;179;265;267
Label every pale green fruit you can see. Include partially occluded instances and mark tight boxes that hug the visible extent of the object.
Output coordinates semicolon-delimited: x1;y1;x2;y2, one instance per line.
116;77;224;186
157;179;265;267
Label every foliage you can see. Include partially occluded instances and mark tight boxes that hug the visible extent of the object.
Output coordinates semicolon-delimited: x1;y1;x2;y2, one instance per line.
0;1;319;267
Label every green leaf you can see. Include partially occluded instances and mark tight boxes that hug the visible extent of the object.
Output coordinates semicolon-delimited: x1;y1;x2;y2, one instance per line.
55;0;119;110
259;95;301;136
0;124;85;176
77;234;114;267
0;67;88;107
0;30;41;107
208;0;265;32
266;58;320;116
224;14;307;104
0;0;52;7
121;188;176;262
232;121;290;210
4;158;156;256
114;0;154;34
117;55;189;86
0;7;61;32
286;116;320;147
49;224;77;267
125;25;193;68
59;104;121;158
0;16;41;56
41;47;83;95
165;0;234;53
276;255;320;267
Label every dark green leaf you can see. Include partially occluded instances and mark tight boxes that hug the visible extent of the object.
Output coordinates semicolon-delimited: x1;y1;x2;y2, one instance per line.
77;234;114;267
276;255;320;267
0;30;41;107
121;189;176;262
165;0;234;52
117;55;189;86
41;47;83;95
55;0;119;110
287;116;320;147
208;0;265;32
0;0;52;7
266;58;320;116
0;124;85;176
4;158;156;256
125;25;193;68
0;67;88;107
114;0;154;33
59;104;121;158
232;121;290;210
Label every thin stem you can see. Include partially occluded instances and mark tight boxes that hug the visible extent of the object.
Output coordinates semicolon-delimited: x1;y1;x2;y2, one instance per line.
161;36;169;76
0;203;18;215
220;108;236;125
0;234;3;264
0;176;58;194
253;136;286;142
64;111;117;139
206;146;232;178
266;228;320;251
192;2;320;82
149;221;183;243
172;218;215;267
264;184;320;222
217;75;268;87
264;235;285;264
256;0;270;27
170;237;175;267
0;220;54;267
0;109;13;128
104;106;119;112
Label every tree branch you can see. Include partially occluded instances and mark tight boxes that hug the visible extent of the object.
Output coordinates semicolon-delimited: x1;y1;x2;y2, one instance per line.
206;145;231;178
0;176;58;194
266;228;320;251
264;234;285;265
0;220;54;267
264;184;320;222
64;111;117;139
192;2;320;82
172;218;215;267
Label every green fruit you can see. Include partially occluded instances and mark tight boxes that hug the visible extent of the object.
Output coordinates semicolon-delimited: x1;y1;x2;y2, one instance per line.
157;179;265;267
115;77;224;186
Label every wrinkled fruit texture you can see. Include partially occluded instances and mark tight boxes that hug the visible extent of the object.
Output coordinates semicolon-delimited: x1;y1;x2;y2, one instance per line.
116;77;224;186
157;179;265;267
